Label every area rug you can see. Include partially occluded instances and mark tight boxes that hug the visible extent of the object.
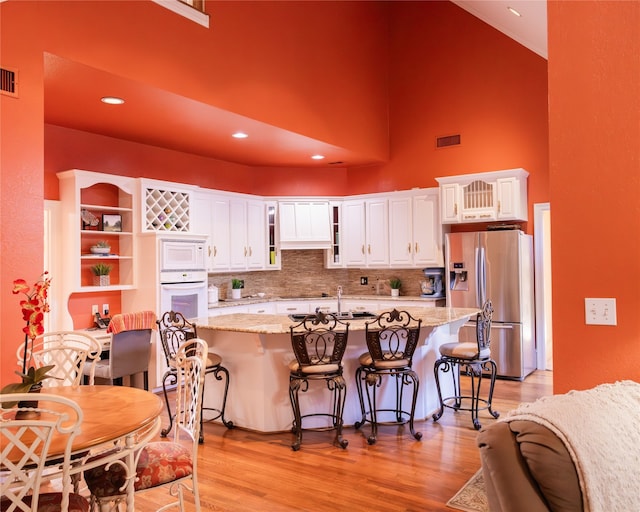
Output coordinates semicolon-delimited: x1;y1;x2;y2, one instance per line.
446;469;489;512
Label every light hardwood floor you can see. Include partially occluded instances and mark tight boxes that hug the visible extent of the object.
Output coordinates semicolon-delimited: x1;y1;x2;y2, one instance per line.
133;370;552;511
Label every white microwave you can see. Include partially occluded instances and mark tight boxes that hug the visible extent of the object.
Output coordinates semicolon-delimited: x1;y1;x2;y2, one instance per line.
160;239;206;273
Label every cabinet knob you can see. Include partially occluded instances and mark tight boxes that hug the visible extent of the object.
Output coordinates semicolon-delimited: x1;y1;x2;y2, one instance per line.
361;245;365;255
408;243;412;253
213;246;217;257
367;244;371;254
244;247;248;257
415;242;419;253
454;203;458;215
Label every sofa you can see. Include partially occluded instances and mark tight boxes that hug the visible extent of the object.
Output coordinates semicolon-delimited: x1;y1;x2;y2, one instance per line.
476;380;640;512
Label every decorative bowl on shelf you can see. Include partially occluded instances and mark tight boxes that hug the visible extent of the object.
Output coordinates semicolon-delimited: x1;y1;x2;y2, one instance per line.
90;245;111;255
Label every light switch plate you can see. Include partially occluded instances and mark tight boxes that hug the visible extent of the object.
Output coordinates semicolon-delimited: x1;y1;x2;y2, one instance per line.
585;298;617;325
92;304;99;315
102;303;110;316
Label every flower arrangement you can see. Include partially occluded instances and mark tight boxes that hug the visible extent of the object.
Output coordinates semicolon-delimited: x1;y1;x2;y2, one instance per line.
1;272;58;398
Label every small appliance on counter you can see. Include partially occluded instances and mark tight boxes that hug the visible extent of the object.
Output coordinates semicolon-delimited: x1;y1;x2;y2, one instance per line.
420;267;445;298
208;285;219;305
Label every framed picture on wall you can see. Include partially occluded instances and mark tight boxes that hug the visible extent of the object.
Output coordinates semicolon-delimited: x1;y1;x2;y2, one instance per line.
102;214;122;232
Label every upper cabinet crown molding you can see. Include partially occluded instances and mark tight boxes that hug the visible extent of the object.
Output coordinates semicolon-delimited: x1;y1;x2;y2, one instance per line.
435;168;529;224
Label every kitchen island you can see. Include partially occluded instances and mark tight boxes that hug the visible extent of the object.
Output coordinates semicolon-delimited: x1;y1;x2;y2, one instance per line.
195;307;478;433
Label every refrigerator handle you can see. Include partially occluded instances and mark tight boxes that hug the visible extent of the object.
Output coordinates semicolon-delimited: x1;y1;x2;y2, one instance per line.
475;247;481;306
478;246;487;306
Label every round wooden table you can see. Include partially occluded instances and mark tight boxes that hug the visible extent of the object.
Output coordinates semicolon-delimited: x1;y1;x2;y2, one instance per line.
44;385;163;455
42;385;162;509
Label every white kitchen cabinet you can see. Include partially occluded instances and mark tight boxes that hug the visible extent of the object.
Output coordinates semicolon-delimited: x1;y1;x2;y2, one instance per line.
325;201;343;268
246;302;276;314
191;191;232;271
389;189;443;268
278;200;331;249
229;197;266;270
436;168;528;224
275;301;310;315
342;197;389;268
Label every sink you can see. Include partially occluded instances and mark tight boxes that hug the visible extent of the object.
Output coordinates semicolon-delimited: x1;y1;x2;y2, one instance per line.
288;311;377;322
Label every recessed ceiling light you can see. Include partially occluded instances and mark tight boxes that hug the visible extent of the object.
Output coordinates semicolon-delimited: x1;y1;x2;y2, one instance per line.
100;96;125;105
232;132;248;139
311;154;325;160
507;6;522;17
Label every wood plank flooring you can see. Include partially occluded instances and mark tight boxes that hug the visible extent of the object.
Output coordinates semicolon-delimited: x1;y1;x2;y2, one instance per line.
134;370;552;511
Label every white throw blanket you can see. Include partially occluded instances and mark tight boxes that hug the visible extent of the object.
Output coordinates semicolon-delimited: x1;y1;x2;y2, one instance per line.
503;380;640;512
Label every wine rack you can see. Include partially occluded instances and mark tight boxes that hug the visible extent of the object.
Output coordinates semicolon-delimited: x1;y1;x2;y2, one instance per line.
144;188;190;232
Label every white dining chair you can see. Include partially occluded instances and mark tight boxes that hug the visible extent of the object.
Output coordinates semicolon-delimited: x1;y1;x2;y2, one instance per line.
18;330;102;387
85;338;208;512
0;392;90;512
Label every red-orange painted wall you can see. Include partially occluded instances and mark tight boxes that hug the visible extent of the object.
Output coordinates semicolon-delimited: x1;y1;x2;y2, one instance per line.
548;1;640;393
1;1;553;386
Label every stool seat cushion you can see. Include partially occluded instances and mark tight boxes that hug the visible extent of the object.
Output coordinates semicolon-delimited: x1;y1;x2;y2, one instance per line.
170;352;221;369
439;342;490;360
85;442;192;498
358;352;409;369
289;358;340;374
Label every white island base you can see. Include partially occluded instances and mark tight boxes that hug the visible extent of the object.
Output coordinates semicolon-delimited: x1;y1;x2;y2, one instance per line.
195;308;478;433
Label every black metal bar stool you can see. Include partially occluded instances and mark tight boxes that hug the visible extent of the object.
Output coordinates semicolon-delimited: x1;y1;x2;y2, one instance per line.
433;300;500;430
354;309;423;445
157;310;233;443
288;311;350;451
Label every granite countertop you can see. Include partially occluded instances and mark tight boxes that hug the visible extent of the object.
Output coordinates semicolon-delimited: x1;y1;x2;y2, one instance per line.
194;307;479;335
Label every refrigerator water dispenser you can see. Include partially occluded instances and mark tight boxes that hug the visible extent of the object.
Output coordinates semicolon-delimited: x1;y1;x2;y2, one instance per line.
450;262;469;291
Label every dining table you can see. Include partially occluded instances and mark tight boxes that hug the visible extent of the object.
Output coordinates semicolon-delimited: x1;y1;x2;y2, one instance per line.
35;385;162;510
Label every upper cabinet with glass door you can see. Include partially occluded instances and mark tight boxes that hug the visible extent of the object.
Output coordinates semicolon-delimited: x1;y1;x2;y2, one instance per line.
436;168;529;224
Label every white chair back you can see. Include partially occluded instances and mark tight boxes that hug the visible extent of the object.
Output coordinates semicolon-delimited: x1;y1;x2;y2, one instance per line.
0;392;84;511
19;331;102;387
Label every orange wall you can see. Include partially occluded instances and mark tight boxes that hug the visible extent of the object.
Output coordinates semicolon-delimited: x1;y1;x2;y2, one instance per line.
548;1;640;392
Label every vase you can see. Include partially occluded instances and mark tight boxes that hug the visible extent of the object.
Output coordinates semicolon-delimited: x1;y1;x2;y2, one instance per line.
391;289;400;297
231;288;242;300
94;275;110;286
16;384;42;420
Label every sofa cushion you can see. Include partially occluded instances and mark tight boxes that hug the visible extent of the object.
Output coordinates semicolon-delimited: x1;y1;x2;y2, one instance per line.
509;420;582;512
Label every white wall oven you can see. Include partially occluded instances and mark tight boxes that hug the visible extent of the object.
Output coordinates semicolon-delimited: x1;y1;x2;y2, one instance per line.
159;238;207;319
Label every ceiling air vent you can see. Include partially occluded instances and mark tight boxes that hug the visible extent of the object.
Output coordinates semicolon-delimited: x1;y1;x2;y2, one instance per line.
0;67;18;97
436;134;461;148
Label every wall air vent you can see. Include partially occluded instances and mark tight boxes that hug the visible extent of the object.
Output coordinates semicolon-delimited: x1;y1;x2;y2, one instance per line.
0;67;18;97
436;134;461;148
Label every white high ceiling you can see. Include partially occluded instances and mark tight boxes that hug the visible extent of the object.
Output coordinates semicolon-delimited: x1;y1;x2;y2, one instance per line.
452;0;548;59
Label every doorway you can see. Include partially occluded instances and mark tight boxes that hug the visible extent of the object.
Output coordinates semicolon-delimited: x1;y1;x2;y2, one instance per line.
534;203;552;370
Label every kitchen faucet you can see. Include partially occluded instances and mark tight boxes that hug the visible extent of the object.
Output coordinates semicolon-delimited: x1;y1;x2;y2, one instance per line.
337;285;343;316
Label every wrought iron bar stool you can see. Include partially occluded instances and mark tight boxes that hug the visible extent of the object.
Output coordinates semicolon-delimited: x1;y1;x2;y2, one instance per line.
354;309;423;445
157;310;233;444
433;300;500;430
288;311;350;451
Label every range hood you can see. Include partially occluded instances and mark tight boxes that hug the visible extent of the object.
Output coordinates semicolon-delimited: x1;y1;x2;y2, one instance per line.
278;201;332;250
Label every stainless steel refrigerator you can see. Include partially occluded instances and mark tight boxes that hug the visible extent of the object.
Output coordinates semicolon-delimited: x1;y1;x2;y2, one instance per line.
445;230;536;380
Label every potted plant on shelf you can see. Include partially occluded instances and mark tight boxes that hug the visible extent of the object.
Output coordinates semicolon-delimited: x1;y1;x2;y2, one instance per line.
1;272;60;412
389;277;402;297
90;240;111;255
231;278;244;300
91;263;112;286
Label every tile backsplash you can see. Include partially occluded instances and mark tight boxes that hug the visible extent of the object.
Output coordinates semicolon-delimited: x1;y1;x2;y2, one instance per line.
207;250;433;300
